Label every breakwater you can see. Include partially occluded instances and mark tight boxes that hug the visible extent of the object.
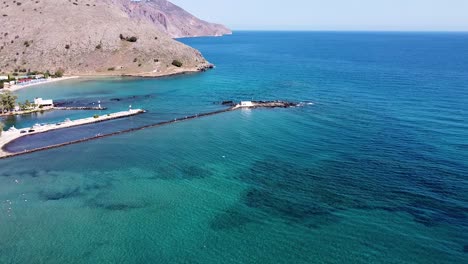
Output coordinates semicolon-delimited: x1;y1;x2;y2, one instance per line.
0;109;145;158
0;101;299;159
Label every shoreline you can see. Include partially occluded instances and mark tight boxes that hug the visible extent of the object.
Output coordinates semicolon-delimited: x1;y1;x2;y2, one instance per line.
81;64;214;79
6;76;81;92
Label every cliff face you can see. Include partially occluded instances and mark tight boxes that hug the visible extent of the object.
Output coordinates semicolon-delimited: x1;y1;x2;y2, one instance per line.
118;0;232;38
0;0;229;76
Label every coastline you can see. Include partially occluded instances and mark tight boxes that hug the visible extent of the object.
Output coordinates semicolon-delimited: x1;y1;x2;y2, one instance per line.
2;64;214;93
80;63;214;78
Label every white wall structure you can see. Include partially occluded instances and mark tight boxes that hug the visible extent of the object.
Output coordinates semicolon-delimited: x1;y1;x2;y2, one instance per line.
240;101;254;107
34;98;54;106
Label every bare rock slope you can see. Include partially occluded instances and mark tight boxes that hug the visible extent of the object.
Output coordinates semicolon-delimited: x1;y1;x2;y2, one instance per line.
0;0;229;76
119;0;232;38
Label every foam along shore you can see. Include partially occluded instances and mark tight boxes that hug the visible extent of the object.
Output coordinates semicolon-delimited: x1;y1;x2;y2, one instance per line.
6;76;80;92
0;109;145;158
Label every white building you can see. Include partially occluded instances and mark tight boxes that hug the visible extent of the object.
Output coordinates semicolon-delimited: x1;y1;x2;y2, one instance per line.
0;76;8;81
34;98;54;107
32;74;45;79
240;101;254;107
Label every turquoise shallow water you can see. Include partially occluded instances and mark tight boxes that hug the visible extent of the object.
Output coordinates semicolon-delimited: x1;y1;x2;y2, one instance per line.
1;32;467;263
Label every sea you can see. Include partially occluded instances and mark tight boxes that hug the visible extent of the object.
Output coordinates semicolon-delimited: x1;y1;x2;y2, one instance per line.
0;32;467;263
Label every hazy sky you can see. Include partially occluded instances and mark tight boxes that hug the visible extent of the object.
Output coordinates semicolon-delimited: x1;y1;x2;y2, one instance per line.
170;0;468;31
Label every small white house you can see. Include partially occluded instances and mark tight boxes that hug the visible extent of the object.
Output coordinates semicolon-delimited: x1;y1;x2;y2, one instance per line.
34;98;54;107
240;101;254;107
0;76;8;81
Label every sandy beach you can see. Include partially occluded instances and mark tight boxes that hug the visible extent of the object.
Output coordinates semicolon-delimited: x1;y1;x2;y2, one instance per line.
6;76;80;92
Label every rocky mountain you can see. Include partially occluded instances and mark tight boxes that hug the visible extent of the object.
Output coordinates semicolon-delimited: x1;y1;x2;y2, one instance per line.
0;0;230;77
118;0;232;38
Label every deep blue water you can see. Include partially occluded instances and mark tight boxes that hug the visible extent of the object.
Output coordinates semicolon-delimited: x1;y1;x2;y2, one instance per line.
1;32;467;263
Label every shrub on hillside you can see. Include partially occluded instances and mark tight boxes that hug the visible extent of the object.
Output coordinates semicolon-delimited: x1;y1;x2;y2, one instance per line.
126;36;138;42
54;68;64;78
119;34;138;43
172;60;183;67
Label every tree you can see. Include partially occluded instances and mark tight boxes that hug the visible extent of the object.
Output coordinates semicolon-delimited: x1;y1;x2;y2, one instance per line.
19;99;33;111
0;91;18;113
0;122;4;136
